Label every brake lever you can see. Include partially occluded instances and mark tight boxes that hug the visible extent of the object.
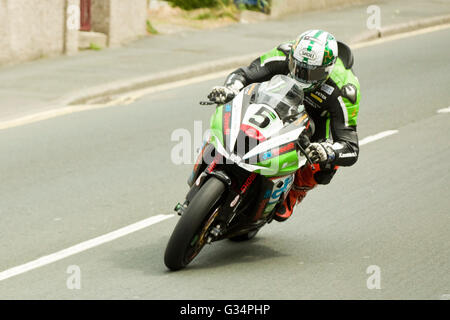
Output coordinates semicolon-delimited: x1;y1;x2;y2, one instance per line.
296;141;316;171
199;101;216;106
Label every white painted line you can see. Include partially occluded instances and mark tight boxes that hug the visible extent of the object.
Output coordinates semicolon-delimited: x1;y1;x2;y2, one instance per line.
352;23;450;49
437;106;450;113
0;128;399;282
2;24;450;131
0;214;174;282
359;130;399;146
0;70;234;132
125;69;234;103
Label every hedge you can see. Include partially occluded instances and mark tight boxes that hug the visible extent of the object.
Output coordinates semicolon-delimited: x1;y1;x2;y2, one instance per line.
166;0;232;10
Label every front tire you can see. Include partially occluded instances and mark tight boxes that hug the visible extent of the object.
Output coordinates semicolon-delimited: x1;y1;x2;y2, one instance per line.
164;177;226;271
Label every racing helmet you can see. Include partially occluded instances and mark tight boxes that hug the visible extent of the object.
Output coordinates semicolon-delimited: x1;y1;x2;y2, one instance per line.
289;30;338;92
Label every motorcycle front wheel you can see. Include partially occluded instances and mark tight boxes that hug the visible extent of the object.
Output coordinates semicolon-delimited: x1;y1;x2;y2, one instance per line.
164;177;226;271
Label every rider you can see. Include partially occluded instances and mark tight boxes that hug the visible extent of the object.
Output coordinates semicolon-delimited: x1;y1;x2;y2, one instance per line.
207;30;360;222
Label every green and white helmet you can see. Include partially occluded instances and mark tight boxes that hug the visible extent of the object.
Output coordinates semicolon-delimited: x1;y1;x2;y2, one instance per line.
289;30;338;91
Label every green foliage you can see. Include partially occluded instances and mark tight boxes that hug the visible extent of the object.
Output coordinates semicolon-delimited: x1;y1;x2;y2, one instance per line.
166;0;270;14
166;0;232;10
89;43;102;51
194;9;236;20
146;20;159;35
236;0;270;14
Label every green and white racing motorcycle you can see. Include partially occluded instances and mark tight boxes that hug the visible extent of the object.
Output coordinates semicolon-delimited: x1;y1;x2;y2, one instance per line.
164;75;315;271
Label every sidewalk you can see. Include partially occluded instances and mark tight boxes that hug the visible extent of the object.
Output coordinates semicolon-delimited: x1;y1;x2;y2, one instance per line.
0;0;449;122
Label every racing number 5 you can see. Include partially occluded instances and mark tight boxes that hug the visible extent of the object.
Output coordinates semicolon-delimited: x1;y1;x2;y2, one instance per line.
249;107;272;129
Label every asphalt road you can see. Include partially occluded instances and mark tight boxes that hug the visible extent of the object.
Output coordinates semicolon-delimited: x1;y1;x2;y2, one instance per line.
0;27;449;299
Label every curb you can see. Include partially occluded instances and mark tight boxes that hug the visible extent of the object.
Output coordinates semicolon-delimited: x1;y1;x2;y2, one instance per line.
350;14;450;44
63;14;450;106
61;53;258;105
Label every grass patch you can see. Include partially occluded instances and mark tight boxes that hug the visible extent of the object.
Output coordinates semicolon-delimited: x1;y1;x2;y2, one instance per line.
146;19;159;35
191;4;239;21
166;0;231;11
89;43;102;51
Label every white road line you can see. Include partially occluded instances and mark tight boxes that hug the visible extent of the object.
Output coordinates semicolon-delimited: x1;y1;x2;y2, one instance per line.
359;130;399;146
1;24;450;131
0;129;399;282
0;214;174;282
352;23;450;50
437;106;450;113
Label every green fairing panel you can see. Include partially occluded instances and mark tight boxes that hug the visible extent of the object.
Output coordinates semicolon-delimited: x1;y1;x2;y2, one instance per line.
330;58;361;127
255;150;301;177
209;105;224;147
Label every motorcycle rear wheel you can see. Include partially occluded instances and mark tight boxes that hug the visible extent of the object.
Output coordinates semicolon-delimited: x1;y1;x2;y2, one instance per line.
164;177;226;271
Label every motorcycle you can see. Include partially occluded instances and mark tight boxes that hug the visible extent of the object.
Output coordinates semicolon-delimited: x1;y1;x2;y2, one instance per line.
164;75;315;271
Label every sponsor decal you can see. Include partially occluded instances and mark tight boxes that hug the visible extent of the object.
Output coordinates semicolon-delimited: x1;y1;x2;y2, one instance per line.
304;96;321;109
302;36;324;45
269;176;293;204
338;152;357;158
321;83;335;95
293;113;308;126
261;151;272;161
300;49;316;60
261;142;295;161
310;93;323;103
246;84;257;96
315;91;327;100
223;111;231;135
207;156;220;173
241;124;266;141
240;173;257;193
230;194;240;208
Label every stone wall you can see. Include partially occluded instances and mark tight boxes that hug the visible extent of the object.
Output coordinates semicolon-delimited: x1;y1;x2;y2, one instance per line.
91;0;111;36
91;0;147;47
0;0;66;65
0;0;147;66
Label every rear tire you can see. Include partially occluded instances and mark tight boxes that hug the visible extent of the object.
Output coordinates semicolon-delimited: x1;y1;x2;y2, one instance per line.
164;177;226;271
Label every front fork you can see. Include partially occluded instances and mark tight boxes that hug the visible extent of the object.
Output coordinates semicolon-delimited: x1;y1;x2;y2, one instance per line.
187;143;215;187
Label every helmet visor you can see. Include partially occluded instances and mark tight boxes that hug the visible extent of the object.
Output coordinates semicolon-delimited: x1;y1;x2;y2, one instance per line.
290;60;330;84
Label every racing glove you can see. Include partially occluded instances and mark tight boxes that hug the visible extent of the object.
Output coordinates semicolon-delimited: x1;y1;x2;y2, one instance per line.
305;142;336;165
207;86;240;104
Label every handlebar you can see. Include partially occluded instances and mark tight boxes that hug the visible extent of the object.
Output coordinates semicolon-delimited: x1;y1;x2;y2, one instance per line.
296;141;316;171
199;101;216;106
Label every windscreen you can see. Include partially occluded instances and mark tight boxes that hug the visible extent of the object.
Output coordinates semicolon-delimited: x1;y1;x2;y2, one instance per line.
254;75;304;120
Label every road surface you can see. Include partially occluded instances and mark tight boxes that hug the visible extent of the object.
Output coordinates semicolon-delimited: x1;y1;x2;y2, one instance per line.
0;26;449;299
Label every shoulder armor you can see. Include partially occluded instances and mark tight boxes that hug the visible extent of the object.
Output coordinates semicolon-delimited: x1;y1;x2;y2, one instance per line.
277;42;293;56
341;83;358;104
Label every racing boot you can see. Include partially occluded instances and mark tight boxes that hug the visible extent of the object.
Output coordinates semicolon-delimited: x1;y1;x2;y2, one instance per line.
274;164;319;222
